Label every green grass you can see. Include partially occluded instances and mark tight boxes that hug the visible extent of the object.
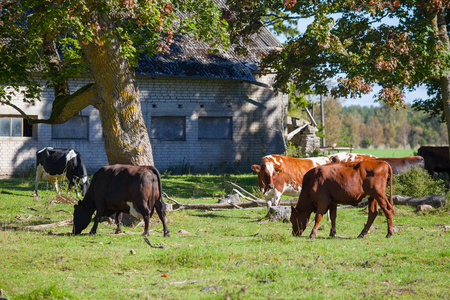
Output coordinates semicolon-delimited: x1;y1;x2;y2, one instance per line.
1;175;449;299
351;148;417;157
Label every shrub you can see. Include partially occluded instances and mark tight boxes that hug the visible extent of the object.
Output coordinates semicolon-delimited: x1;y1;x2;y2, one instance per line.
360;138;371;149
392;167;448;197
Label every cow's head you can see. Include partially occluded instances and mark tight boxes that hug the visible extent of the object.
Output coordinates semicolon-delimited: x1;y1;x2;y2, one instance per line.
251;159;282;196
72;201;93;234
290;205;311;237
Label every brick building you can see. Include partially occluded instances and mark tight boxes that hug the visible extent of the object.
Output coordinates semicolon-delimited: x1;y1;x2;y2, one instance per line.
0;28;289;176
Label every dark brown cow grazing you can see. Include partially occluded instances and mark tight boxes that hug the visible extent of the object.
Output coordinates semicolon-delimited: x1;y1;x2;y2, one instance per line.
374;156;424;175
73;164;170;237
290;160;394;239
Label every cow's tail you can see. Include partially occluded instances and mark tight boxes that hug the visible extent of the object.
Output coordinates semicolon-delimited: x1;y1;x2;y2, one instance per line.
152;166;165;212
388;164;394;214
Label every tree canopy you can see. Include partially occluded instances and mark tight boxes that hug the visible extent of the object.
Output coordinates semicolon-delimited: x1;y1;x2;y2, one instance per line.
0;0;228;108
0;0;229;165
229;0;450;144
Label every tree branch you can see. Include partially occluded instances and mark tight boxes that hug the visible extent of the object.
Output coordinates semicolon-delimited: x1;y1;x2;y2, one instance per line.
0;83;97;125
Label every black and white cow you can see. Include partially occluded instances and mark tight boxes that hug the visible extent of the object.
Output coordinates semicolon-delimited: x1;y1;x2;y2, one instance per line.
34;147;89;197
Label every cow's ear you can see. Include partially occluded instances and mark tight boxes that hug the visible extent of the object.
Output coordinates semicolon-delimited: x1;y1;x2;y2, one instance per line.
251;165;261;173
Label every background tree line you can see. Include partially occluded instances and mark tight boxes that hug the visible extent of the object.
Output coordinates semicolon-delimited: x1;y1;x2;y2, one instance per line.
290;96;448;149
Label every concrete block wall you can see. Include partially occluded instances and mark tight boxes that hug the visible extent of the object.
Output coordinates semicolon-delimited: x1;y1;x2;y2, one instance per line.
1;74;288;176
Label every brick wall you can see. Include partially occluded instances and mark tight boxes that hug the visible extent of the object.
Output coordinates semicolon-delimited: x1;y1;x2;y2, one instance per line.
0;74;288;176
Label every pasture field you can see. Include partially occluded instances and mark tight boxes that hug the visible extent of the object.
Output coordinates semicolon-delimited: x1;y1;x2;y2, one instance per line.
1;174;449;300
339;149;417;158
334;148;418;157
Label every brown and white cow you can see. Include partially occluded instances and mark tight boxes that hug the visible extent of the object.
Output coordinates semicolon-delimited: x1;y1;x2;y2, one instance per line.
251;155;330;208
73;164;170;237
328;152;377;163
290;160;394;239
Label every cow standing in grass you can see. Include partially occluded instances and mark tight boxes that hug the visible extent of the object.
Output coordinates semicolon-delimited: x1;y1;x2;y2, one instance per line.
34;147;89;198
251;155;330;209
290;160;394;239
73;164;170;237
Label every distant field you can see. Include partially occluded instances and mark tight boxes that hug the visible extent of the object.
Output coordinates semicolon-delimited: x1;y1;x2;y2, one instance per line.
346;148;416;157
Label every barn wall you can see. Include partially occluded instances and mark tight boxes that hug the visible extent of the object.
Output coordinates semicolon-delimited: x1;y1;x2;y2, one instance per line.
0;75;288;177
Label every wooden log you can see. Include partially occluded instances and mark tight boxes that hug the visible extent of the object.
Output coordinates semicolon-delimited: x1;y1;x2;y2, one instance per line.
262;206;292;222
172;199;297;211
393;195;446;208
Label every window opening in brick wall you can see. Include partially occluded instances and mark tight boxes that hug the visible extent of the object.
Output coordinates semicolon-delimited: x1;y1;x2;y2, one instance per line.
198;117;232;140
52;116;89;139
151;116;186;141
0;117;34;137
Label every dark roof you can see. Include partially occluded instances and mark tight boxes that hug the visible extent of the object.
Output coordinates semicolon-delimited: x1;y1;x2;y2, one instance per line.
136;26;282;83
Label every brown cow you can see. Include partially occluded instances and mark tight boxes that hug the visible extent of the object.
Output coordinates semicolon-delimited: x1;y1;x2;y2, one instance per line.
290;160;394;239
251;155;330;208
374;156;424;175
73;164;170;237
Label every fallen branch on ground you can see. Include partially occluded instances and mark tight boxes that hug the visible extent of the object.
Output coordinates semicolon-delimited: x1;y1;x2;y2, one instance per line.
23;218;73;229
162;192;182;205
162;279;203;286
143;237;165;249
224;180;260;200
162;181;297;210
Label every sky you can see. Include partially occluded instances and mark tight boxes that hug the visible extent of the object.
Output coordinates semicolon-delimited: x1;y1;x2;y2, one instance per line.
273;15;430;107
340;85;429;107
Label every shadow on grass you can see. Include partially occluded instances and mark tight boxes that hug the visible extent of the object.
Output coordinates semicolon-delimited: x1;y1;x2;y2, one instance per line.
188;211;259;221
161;173;258;199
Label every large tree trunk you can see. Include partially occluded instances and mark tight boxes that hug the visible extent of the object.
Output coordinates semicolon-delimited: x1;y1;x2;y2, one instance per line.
441;73;450;152
78;20;154;166
438;8;450;158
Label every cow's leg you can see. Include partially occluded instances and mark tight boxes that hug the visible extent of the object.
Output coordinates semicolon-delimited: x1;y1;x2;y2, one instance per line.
34;165;44;196
90;208;103;234
358;197;378;238
142;210;151;237
155;199;170;237
274;190;282;206
266;200;272;212
89;216;100;234
53;179;60;194
375;196;394;238
309;203;328;239
115;213;123;234
328;204;337;237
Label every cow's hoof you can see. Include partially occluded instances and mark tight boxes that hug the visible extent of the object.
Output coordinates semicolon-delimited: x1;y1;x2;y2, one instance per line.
164;233;170;237
386;233;392;238
309;234;316;239
357;234;365;238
